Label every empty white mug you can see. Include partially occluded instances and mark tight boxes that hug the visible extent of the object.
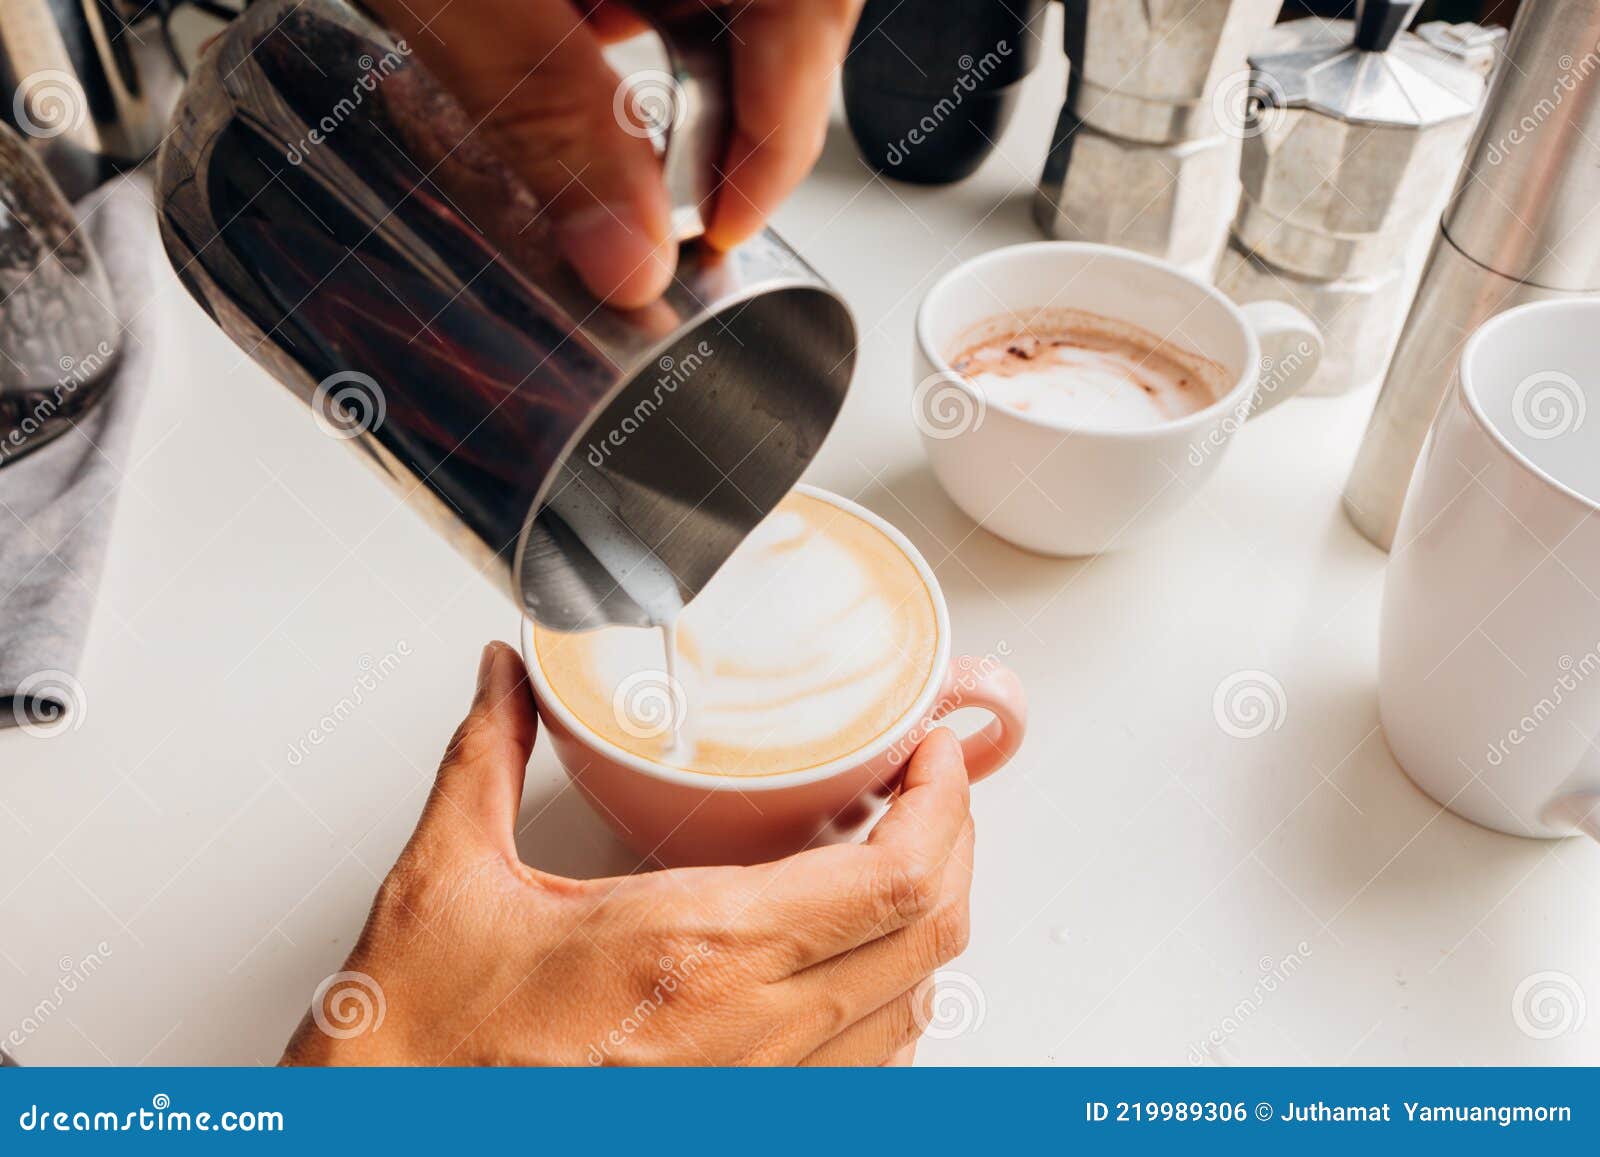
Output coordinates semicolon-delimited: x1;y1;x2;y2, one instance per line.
1380;299;1600;840
913;242;1322;556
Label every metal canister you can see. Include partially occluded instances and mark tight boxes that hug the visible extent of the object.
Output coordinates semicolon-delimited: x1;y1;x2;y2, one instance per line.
1344;1;1600;550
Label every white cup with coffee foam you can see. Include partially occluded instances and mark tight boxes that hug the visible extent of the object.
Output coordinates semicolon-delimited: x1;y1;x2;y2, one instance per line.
914;242;1323;556
521;485;1027;867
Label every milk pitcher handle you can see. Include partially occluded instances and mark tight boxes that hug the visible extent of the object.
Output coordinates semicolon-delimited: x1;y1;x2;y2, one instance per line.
647;11;732;243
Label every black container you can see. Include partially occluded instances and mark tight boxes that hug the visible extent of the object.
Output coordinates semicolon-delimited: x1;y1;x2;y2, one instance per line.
843;0;1048;184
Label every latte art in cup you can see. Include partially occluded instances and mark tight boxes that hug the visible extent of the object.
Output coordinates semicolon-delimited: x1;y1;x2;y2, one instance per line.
950;307;1226;429
531;492;939;777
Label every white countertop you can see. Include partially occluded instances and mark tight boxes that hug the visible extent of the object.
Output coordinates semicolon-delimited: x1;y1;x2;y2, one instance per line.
4;11;1598;1067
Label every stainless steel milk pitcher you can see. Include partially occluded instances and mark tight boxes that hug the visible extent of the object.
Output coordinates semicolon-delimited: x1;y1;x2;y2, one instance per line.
155;0;856;630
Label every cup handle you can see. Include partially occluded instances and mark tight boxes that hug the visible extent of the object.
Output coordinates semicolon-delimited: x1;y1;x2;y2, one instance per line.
1238;300;1323;419
925;655;1028;784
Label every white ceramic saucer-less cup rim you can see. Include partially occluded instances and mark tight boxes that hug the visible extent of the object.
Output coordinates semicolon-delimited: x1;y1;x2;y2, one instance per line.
914;240;1263;442
519;484;954;793
1457;298;1600;519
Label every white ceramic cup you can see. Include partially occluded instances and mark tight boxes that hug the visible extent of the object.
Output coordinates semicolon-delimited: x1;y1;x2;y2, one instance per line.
521;485;1028;867
1380;300;1600;841
913;242;1323;556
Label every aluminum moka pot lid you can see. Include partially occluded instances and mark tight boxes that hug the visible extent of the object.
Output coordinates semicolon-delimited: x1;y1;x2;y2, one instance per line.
1249;0;1483;130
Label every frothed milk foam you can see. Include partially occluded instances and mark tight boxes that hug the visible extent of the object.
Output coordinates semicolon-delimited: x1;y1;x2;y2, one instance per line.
950;308;1226;429
532;492;938;777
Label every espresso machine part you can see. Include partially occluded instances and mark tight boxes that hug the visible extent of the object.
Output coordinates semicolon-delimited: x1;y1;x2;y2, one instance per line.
155;0;856;631
1214;0;1486;396
1035;0;1282;272
1413;20;1504;78
1344;1;1600;551
0;123;121;468
1057;0;1283;143
843;0;1047;185
0;0;188;200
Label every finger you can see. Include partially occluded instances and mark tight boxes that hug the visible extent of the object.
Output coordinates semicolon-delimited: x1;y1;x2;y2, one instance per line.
883;1039;918;1067
704;0;860;250
863;728;970;861
781;815;973;1040
739;728;971;971
799;985;924;1067
579;0;651;42
366;0;676;306
419;642;538;859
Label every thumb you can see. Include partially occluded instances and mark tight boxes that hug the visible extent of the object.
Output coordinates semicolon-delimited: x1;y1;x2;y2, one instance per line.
420;642;538;860
368;0;677;307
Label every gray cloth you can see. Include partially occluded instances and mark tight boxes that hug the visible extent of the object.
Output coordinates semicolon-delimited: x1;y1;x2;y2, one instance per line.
0;175;157;729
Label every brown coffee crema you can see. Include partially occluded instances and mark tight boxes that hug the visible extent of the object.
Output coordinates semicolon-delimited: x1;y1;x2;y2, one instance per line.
532;493;939;777
949;308;1228;428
